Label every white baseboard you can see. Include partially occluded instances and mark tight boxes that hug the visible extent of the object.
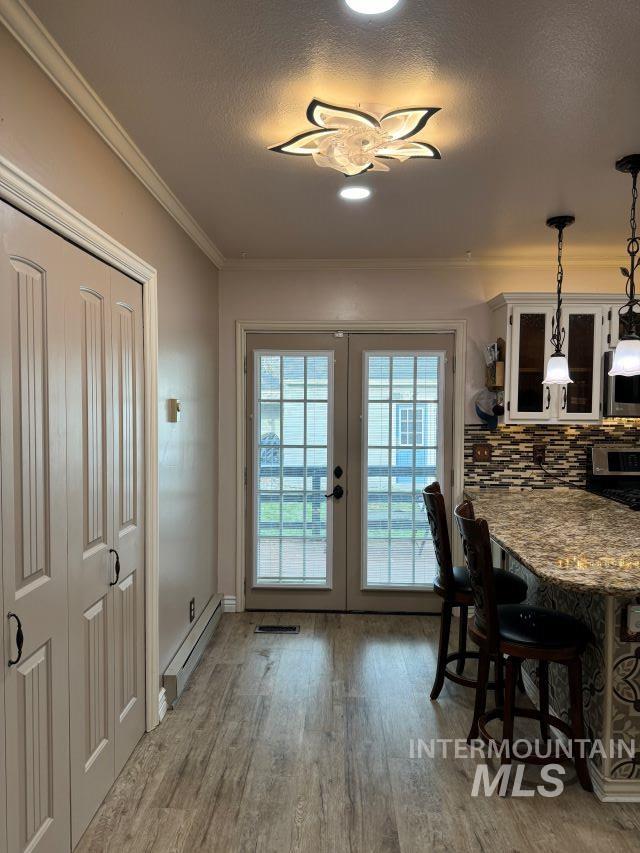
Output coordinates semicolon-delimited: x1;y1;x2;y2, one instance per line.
163;595;223;708
223;595;237;613
158;687;168;722
590;762;640;802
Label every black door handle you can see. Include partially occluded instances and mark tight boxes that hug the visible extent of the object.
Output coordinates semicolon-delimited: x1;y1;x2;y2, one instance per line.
7;612;23;667
109;548;121;587
325;484;344;500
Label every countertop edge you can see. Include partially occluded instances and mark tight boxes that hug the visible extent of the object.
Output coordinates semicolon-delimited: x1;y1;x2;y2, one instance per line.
464;487;640;597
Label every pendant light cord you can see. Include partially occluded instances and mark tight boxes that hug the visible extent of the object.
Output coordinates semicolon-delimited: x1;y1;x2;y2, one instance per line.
622;169;639;335
535;458;584;490
551;224;566;354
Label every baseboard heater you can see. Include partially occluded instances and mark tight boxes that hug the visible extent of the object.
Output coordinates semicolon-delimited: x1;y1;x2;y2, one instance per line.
163;593;223;709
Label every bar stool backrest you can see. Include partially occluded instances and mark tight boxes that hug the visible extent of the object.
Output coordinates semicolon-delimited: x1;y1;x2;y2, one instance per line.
422;482;454;597
454;500;500;651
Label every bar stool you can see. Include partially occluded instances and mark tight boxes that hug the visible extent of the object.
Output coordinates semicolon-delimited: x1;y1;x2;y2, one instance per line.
455;499;592;791
423;483;528;701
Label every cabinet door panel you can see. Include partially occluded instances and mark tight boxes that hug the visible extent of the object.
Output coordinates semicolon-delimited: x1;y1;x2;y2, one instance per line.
0;205;70;853
559;307;602;421
508;307;555;421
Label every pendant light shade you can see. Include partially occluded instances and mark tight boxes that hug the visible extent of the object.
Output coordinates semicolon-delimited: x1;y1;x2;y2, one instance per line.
543;215;575;386
609;155;640;379
608;334;640;377
543;353;573;385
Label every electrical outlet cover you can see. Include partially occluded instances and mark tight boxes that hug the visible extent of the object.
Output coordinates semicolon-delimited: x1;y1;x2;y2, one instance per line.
472;443;492;463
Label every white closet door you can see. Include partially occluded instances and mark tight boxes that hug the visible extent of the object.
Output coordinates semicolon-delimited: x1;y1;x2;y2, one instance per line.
67;258;146;846
66;252;116;848
110;268;145;777
0;204;71;853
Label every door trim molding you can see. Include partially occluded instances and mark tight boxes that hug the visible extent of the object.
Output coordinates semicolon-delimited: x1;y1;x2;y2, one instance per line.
235;320;467;613
0;0;224;269
0;152;161;731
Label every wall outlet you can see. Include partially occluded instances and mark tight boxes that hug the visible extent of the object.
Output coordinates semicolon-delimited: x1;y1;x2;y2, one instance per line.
189;598;195;622
533;444;546;466
472;443;492;463
627;605;640;634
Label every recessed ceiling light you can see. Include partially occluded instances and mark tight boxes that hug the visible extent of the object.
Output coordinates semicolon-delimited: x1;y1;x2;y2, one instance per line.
339;186;371;200
345;0;401;14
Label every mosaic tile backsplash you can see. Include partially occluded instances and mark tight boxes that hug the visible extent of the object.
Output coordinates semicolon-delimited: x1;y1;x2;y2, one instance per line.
464;421;640;488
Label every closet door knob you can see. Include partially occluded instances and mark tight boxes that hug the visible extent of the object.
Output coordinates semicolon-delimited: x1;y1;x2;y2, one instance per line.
109;549;121;587
7;612;23;667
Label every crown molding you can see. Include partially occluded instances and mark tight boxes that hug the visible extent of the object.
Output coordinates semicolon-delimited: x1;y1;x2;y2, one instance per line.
222;254;622;272
0;0;224;269
488;291;625;310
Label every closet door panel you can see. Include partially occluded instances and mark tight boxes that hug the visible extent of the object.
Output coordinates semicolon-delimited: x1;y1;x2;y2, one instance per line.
0;205;70;853
66;255;115;848
110;269;145;775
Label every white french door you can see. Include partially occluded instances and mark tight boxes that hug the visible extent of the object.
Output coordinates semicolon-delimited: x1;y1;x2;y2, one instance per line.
245;331;454;612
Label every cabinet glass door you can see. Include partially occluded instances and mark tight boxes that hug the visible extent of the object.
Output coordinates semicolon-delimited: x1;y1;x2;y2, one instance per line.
559;307;602;421
509;308;554;420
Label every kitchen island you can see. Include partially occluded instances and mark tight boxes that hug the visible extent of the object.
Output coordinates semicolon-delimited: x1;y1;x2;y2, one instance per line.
466;487;640;801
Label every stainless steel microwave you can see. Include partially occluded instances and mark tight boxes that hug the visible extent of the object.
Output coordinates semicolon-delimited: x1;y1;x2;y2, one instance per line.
603;350;640;418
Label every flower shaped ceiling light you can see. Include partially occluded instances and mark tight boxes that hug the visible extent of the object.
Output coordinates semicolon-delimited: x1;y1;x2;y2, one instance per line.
270;99;441;177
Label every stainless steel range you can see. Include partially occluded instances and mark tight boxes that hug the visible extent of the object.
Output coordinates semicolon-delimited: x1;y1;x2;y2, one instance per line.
587;444;640;510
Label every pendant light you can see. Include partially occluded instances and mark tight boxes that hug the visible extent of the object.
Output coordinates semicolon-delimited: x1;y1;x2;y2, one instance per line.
609;155;640;378
543;215;575;385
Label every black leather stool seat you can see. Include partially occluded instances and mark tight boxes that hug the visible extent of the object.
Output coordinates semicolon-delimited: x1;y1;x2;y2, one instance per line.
498;604;591;651
452;566;527;604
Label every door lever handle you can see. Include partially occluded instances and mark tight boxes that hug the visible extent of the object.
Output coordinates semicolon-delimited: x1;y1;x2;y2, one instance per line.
7;612;23;667
325;485;344;500
109;548;121;587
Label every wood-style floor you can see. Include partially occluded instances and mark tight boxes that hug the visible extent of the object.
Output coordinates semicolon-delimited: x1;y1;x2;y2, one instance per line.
78;612;640;852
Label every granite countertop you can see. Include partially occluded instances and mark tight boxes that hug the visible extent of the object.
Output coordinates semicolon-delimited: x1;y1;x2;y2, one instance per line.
464;488;640;596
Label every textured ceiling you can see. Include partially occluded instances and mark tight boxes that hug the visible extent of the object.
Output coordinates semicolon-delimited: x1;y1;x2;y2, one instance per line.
27;0;640;260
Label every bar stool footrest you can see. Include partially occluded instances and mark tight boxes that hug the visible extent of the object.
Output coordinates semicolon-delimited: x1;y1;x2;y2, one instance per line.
476;706;574;765
444;651;499;690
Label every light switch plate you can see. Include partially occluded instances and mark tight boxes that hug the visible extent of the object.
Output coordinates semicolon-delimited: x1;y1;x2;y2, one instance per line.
168;398;181;422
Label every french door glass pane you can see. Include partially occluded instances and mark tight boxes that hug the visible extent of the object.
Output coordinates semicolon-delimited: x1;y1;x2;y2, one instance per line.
255;352;332;585
364;353;441;588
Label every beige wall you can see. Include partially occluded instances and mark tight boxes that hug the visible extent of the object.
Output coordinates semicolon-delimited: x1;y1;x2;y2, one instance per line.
0;27;219;674
218;265;622;598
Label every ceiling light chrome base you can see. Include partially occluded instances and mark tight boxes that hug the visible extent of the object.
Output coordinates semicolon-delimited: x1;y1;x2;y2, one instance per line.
615;154;640;174
546;215;575;230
